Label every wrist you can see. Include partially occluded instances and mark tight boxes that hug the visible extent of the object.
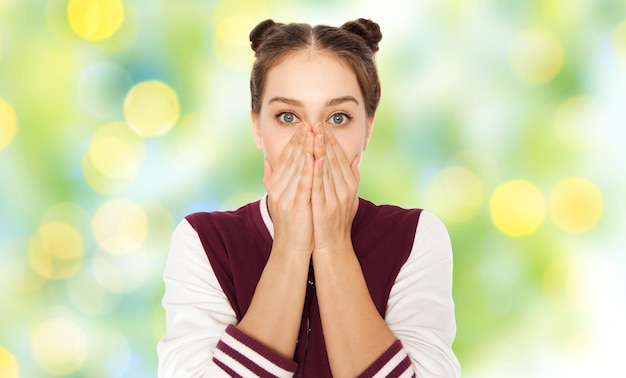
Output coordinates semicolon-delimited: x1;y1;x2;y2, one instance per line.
270;242;313;261
312;238;353;257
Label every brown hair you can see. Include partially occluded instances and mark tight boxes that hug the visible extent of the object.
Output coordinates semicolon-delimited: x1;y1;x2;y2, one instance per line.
249;18;382;117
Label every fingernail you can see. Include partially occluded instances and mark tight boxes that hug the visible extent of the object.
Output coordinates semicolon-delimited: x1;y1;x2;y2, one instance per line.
318;134;324;146
305;132;311;145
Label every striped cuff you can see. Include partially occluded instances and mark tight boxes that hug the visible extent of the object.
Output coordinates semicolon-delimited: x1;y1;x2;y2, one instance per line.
357;340;415;378
213;324;297;377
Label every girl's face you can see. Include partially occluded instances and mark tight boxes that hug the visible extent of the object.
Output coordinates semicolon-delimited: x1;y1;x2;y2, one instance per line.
251;51;374;168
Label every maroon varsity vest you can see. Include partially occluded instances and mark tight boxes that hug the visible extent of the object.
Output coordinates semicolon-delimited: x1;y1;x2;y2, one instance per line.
186;197;422;377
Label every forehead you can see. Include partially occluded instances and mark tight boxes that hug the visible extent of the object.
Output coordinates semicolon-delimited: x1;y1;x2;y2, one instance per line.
263;51;362;103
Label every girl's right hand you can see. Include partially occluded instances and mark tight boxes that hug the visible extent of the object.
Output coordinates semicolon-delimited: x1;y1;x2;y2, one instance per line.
263;124;315;257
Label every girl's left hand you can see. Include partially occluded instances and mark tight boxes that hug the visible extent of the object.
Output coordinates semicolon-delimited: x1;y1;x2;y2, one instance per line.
311;124;360;254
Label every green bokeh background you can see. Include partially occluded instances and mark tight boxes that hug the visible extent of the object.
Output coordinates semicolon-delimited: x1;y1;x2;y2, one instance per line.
1;0;625;377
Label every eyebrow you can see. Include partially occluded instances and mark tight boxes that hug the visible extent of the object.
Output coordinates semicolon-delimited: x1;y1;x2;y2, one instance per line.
327;96;360;106
268;97;303;107
267;96;360;107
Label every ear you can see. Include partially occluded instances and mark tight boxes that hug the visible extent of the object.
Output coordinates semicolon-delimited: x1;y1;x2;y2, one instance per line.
251;111;263;151
362;116;375;150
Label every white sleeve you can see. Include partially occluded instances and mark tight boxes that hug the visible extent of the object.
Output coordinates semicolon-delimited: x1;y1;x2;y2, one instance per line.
385;211;461;377
157;219;237;378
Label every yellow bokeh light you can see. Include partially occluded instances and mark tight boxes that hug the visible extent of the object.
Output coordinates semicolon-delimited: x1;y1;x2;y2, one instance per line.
549;177;604;234
123;80;180;137
212;0;268;71
0;345;19;378
427;166;484;223
39;222;83;260
92;199;148;255
31;318;87;376
82;154;132;194
89;136;142;179
28;222;84;279
67;0;124;41
82;122;145;194
509;28;564;84
213;14;258;71
613;19;626;67
0;241;46;294
0;98;17;152
554;96;606;152
490;179;546;237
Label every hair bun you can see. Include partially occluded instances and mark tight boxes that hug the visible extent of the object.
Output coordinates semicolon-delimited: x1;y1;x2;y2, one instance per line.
341;18;382;52
249;19;283;52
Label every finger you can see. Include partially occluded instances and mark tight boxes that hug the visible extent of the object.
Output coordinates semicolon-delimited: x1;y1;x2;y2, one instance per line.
322;154;336;204
302;130;314;157
288;123;308;144
312;156;325;207
282;129;314;200
315;133;326;161
324;128;349;164
263;157;273;187
294;131;313;182
323;130;350;188
313;122;324;135
301;123;314;157
282;148;310;201
325;129;357;186
295;153;314;206
273;125;305;173
270;126;306;192
350;155;361;184
313;123;325;160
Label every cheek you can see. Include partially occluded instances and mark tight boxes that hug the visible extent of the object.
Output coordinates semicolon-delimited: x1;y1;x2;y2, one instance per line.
335;131;366;161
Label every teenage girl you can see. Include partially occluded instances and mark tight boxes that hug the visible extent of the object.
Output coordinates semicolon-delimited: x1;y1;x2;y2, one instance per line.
158;18;460;378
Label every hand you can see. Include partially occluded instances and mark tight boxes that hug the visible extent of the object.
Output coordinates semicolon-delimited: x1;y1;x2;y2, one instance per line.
263;124;316;256
311;124;360;254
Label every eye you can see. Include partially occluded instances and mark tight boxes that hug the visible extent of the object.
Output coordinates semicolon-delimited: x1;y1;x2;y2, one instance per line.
327;112;352;126
276;112;300;125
